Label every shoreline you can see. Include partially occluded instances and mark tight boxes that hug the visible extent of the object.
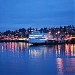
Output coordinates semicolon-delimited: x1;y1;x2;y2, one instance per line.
0;40;75;45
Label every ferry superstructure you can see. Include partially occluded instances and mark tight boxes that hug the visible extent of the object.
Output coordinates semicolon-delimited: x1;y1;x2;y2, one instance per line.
29;32;53;45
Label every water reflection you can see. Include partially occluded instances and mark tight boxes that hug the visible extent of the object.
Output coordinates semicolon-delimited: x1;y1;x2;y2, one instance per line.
56;58;75;75
0;43;75;75
0;43;75;57
28;46;49;58
0;42;29;58
54;44;75;57
0;42;29;51
65;44;75;57
56;58;63;75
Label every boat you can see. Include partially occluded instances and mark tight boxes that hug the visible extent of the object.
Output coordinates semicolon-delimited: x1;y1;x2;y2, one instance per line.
29;31;54;45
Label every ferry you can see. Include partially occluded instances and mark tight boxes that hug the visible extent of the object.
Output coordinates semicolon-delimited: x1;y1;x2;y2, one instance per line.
29;31;54;45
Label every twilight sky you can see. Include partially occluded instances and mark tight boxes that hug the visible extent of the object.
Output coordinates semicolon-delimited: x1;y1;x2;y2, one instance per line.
0;0;74;31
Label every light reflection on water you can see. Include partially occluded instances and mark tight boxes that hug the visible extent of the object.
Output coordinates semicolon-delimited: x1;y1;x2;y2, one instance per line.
0;42;75;75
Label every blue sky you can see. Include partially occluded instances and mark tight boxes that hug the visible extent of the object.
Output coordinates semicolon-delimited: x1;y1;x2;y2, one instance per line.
0;0;74;31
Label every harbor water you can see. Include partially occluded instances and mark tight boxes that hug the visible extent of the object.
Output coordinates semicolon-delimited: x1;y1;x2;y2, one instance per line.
0;42;75;75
